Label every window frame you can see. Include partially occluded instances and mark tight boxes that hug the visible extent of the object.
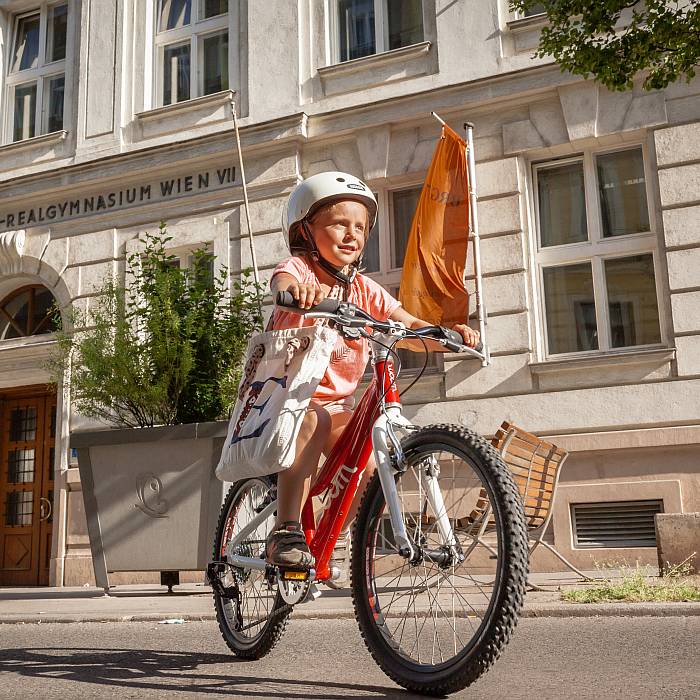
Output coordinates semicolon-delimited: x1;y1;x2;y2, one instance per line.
366;182;424;285
530;143;665;361
331;0;425;64
365;182;442;374
519;3;545;19
3;1;71;145
0;283;60;341
153;0;229;108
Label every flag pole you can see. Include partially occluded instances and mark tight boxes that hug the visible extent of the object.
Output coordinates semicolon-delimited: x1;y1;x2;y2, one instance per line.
464;121;489;366
430;112;489;365
229;93;263;318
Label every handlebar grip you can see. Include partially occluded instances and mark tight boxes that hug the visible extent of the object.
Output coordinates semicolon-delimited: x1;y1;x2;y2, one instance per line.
443;328;466;353
275;291;342;315
443;328;484;354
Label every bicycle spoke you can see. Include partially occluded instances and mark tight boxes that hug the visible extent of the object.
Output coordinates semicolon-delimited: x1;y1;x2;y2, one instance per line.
215;480;282;643
362;442;506;669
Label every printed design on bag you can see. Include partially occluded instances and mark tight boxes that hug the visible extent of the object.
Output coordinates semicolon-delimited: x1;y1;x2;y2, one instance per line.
238;344;266;400
284;336;310;368
330;344;350;364
230;375;287;446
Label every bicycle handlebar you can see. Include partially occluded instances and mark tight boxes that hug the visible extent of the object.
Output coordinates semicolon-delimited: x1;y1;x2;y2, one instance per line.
275;291;484;356
276;290;341;315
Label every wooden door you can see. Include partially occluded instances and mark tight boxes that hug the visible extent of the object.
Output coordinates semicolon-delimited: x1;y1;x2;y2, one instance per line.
0;391;56;586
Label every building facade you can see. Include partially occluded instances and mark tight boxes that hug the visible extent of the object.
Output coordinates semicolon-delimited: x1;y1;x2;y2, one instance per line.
0;0;698;586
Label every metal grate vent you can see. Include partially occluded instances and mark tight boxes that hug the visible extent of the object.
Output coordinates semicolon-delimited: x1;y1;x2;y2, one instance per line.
571;499;663;548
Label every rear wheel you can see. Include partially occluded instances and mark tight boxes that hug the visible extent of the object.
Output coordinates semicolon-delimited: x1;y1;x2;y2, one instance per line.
212;477;291;659
351;424;528;695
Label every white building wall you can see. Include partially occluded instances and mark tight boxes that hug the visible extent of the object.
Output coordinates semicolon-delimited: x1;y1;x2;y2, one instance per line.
0;1;698;582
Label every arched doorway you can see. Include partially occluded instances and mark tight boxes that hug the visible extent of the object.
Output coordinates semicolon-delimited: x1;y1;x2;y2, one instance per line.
0;284;59;586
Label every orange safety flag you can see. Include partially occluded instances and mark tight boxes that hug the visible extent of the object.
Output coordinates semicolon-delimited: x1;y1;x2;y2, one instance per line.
399;125;469;327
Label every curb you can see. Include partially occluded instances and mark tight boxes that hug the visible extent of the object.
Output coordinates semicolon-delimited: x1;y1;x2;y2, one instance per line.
2;603;699;624
521;602;700;618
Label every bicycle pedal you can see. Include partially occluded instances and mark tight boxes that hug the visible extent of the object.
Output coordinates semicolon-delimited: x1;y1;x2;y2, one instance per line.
280;569;310;581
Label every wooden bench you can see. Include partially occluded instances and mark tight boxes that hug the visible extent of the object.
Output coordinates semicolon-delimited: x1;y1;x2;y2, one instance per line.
466;421;590;581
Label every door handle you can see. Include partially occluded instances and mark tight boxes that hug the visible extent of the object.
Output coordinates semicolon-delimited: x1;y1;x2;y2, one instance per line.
39;497;52;522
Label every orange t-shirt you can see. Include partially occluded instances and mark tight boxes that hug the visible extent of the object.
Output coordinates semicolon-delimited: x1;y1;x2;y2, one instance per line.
271;256;401;402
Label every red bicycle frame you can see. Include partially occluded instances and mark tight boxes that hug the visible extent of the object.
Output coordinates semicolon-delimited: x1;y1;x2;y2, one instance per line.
301;355;400;581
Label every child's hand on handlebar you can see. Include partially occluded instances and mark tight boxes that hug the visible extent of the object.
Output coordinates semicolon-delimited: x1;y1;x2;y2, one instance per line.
287;282;325;309
452;323;480;349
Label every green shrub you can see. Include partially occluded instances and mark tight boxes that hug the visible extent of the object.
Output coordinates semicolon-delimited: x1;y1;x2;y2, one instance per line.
49;223;263;428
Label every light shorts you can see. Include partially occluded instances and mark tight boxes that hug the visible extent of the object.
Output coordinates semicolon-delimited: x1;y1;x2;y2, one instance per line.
313;395;355;416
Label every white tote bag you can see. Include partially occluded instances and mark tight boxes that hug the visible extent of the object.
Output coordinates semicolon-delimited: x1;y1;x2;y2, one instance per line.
215;323;338;482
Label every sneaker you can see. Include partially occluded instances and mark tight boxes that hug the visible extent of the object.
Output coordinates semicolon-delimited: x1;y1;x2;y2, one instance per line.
265;521;313;569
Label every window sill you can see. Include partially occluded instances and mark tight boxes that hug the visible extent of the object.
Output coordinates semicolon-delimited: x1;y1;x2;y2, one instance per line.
530;347;676;376
0;334;57;352
505;14;547;54
318;41;433;97
134;89;235;141
362;364;443;381
0;130;67;156
505;14;547;34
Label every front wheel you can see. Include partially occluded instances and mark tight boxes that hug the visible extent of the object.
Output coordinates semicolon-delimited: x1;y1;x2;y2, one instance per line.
350;424;528;696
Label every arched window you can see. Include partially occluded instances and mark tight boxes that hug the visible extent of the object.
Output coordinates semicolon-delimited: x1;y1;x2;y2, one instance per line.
0;285;59;340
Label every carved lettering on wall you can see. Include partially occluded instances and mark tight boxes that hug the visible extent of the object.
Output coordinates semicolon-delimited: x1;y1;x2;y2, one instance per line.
0;167;238;233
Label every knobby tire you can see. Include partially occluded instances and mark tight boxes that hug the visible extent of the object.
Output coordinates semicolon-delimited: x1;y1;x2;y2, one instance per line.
350;424;528;696
212;477;291;660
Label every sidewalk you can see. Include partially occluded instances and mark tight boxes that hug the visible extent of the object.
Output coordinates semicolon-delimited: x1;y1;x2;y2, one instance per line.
1;571;699;624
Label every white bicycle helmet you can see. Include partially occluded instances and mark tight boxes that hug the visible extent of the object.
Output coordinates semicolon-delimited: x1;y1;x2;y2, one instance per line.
282;171;378;254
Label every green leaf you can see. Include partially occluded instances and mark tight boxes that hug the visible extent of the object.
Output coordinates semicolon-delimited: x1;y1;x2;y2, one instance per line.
510;1;700;91
47;225;264;428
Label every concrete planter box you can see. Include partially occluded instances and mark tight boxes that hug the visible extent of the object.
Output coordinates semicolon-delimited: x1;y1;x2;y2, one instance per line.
656;512;700;573
71;421;228;592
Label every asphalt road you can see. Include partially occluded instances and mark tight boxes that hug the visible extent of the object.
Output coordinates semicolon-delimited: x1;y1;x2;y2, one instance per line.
0;617;697;699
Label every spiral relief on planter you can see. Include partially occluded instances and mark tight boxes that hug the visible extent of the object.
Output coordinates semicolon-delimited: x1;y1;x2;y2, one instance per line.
135;473;169;518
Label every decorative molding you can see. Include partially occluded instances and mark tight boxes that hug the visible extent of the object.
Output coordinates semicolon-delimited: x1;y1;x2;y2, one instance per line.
558;82;598;142
0;229;25;274
134;90;237;141
505;14;547;34
529;347;676;375
546;427;700;453
135;90;236;123
502;119;545;154
0;337;57;378
318;41;431;79
0;130;67;156
503;83;669;154
318;42;433;97
356;125;391;181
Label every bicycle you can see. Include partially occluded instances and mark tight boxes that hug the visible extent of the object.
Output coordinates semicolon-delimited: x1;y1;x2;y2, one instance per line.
207;292;528;696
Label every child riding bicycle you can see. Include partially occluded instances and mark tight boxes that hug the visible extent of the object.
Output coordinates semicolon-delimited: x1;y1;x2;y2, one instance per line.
265;171;480;569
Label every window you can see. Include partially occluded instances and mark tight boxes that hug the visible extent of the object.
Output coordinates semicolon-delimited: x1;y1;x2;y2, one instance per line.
533;147;662;358
0;285;59;340
522;3;545;17
155;0;229;106
5;3;69;142
365;185;438;371
335;0;424;62
161;243;216;289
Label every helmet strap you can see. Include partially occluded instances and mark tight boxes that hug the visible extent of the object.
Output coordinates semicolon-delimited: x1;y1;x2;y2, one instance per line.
301;220;357;288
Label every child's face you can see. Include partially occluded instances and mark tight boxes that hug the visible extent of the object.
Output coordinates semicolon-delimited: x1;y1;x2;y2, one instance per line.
308;200;369;268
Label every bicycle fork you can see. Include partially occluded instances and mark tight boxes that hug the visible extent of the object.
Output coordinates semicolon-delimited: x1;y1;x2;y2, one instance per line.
372;409;461;566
